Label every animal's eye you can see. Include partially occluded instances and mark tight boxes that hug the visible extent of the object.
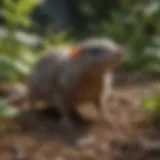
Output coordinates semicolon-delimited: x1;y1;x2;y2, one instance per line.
91;48;104;55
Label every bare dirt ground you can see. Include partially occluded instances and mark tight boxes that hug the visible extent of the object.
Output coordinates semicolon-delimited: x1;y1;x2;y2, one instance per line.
0;83;160;160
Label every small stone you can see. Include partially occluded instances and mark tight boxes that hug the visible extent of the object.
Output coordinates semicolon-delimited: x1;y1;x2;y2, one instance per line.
55;156;65;160
13;145;26;160
100;143;111;152
75;136;96;148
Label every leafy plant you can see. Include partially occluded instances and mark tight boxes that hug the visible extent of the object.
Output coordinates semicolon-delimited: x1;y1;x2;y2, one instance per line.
0;99;20;129
1;0;40;27
0;99;19;119
0;0;41;83
42;30;73;50
143;84;160;118
88;0;160;75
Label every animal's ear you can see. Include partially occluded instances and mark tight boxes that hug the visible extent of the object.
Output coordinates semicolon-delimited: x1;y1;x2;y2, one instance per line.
70;46;80;58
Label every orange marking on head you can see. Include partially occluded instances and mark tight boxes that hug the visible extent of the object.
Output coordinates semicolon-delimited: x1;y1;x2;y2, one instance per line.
70;46;80;58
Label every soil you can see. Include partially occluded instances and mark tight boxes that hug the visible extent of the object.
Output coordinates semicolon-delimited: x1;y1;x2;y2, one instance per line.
0;83;160;160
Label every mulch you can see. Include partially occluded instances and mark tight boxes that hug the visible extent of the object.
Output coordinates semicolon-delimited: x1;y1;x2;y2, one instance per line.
0;83;160;160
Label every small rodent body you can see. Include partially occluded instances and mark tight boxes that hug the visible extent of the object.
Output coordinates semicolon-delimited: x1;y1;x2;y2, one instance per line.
28;38;123;127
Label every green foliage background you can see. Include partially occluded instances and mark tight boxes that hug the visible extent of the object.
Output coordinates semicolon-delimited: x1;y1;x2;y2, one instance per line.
0;0;39;83
0;0;160;83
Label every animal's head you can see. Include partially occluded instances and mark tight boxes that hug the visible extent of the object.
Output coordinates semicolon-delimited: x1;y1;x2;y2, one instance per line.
69;38;124;72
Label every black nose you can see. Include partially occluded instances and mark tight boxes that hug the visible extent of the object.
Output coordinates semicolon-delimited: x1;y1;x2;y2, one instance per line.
114;47;124;62
117;45;124;56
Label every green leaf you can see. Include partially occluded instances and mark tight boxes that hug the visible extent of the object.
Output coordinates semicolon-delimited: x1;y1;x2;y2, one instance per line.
0;100;19;119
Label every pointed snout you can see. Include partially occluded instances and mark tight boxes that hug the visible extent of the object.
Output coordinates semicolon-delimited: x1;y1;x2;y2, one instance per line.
115;45;124;61
105;45;124;69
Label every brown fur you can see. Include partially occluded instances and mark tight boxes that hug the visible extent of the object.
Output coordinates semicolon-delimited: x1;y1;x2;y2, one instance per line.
27;38;124;127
